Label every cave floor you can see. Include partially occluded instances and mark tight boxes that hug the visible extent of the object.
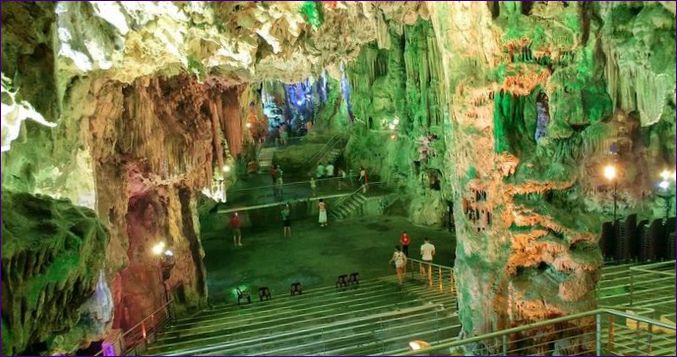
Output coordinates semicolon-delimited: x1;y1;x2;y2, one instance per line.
202;215;455;304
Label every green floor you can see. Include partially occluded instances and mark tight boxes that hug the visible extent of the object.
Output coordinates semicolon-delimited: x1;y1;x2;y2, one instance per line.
202;215;455;303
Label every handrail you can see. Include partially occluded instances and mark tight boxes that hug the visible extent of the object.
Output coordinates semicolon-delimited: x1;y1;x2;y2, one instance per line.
307;134;342;164
95;299;174;356
164;303;444;356
395;308;676;356
227;175;357;194
629;260;676;276
407;257;454;271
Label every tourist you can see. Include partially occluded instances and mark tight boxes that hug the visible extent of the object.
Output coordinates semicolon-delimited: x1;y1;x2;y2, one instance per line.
316;162;325;178
337;168;347;190
281;204;292;238
276;168;284;201
400;231;410;257
270;164;278;184
420;237;436;285
326;162;335;177
318;198;328;227
359;166;369;193
230;212;242;247
310;176;317;196
389;246;407;285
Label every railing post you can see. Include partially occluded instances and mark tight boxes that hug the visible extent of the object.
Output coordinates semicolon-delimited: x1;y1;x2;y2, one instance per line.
607;315;615;352
502;334;508;355
646;323;653;354
438;266;443;292
629;271;634;306
595;313;601;356
449;269;454;294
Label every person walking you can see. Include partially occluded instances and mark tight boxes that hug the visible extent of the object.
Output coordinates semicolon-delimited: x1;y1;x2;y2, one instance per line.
310;176;317;196
281;204;292;238
337;168;347;190
318;198;328;227
389;246;407;285
420;237;436;286
276;170;284;201
325;162;335;177
400;231;410;257
230;212;242;247
359;166;369;193
316;163;325;178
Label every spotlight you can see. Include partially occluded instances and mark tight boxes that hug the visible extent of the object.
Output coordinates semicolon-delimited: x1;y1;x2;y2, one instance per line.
393;118;400;125
603;165;616;181
222;165;231;173
388;123;396;130
152;242;166;256
163;249;174;257
246;122;252;128
390;134;397;140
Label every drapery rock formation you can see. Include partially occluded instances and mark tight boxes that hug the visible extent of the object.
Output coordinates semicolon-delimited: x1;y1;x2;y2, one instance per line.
1;191;109;355
2;1;674;355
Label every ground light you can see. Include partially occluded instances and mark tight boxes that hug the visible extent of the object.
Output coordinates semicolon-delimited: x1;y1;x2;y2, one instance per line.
151;241;166;256
603;164;618;222
409;340;430;352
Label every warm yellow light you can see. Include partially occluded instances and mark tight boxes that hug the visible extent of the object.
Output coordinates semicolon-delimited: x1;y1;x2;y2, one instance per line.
152;242;166;256
390;134;396;140
409;340;430;351
603;165;617;181
245;122;252;128
222;165;231;173
660;169;675;181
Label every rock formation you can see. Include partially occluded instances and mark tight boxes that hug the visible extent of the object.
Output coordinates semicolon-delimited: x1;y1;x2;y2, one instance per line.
1;1;674;354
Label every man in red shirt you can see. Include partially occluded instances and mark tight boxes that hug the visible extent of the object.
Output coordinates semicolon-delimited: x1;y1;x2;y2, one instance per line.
230;212;242;247
400;231;410;257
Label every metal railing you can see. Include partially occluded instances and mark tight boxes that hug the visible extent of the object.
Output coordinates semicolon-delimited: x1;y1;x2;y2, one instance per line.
395;308;676;356
407;258;456;296
306;134;344;167
95;299;174;356
629;260;676;317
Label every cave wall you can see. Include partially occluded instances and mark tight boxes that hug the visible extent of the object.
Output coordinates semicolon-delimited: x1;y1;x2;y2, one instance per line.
1;1;674;354
1;191;110;355
342;19;449;226
425;1;675;349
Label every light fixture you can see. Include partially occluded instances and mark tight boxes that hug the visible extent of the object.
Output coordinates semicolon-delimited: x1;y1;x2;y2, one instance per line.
408;340;430;351
245;122;252;128
152;242;166;256
388;123;396;130
660;169;675;182
222;165;231;173
393;118;400;125
390;134;396;140
658;180;670;190
163;249;174;257
603;164;616;181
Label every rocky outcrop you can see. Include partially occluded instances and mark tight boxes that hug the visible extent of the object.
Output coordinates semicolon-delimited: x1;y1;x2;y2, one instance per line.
1;191;109;355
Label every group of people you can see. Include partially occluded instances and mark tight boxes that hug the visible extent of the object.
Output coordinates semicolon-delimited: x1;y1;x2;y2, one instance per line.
311;162;349;194
389;232;436;285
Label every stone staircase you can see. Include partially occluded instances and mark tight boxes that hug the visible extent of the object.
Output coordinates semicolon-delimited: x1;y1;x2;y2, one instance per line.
258;147;276;174
143;276;459;356
330;192;367;220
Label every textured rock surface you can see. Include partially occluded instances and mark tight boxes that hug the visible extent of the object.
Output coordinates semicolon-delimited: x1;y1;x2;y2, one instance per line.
1;191;109;355
1;1;674;354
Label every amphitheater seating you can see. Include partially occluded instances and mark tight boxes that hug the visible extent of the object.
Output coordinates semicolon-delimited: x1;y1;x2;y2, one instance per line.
144;276;459;356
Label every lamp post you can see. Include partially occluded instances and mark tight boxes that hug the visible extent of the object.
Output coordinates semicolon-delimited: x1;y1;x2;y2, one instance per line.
152;242;176;321
603;164;618;222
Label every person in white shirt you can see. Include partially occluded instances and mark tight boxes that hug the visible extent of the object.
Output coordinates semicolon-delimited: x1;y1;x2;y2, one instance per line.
325;162;335;177
420;238;436;286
